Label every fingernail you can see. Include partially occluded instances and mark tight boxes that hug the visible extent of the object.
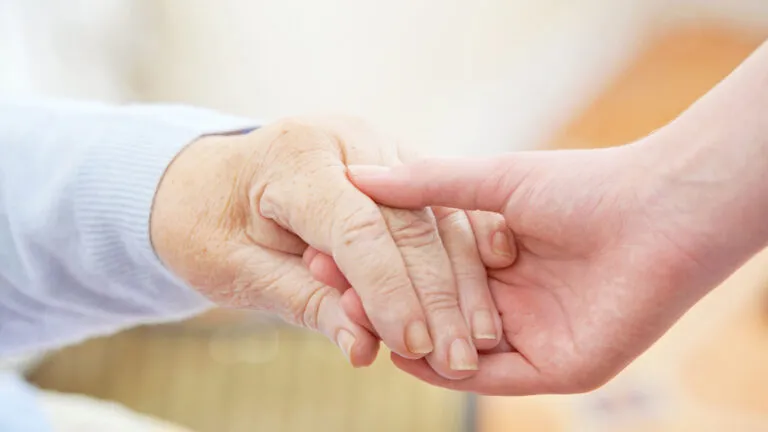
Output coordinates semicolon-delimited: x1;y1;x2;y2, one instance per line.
405;321;434;355
449;339;478;371
472;310;497;340
336;329;356;362
346;165;391;178
492;230;513;258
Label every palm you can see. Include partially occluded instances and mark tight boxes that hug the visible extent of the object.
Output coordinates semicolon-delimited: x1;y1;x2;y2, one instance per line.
389;148;705;394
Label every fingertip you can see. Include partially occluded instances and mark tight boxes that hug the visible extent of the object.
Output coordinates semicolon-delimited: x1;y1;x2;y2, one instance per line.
467;212;516;269
446;338;479;375
348;328;380;368
341;290;380;339
335;326;378;368
340;289;357;312
302;246;320;266
337;292;380;367
308;252;350;291
490;229;517;265
471;309;502;351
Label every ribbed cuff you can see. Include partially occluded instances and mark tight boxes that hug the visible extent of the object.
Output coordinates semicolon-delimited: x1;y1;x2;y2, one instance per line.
74;106;259;317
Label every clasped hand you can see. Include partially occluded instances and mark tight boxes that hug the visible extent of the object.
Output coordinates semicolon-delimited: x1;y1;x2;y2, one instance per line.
152;116;722;396
151;116;514;382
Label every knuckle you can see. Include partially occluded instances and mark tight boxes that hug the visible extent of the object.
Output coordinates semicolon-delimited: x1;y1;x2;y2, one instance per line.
367;270;414;303
298;285;334;331
386;209;438;249
417;289;461;314
335;205;387;246
358;272;422;324
454;270;487;292
356;269;420;321
447;251;486;284
258;274;333;332
434;208;464;226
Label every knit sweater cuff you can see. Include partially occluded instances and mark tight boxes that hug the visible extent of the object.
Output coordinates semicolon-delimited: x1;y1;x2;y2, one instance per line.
75;106;259;319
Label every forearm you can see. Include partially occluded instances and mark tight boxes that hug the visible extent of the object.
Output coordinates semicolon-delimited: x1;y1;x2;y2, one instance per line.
636;39;768;288
0;99;256;356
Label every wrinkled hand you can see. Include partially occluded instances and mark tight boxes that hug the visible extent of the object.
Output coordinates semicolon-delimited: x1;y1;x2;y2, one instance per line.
150;117;508;378
335;139;730;395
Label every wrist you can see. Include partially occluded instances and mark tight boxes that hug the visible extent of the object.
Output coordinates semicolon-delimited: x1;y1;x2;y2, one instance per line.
151;134;251;289
625;40;768;293
630;112;768;293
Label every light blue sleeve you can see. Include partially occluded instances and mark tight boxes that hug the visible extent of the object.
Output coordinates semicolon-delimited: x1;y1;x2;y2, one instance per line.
0;372;51;431
0;99;259;356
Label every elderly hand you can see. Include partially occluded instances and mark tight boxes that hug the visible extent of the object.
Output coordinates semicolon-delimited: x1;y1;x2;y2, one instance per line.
149;117;510;378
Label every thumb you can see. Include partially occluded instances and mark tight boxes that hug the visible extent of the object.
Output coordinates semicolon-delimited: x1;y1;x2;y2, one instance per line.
239;248;380;367
346;153;528;213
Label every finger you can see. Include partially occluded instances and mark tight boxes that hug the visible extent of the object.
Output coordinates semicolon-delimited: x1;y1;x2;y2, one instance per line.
342;285;515;354
431;207;501;351
302;246;319;266
303;247;350;291
380;206;479;379
318;290;379;368
329;120;479;374
341;289;377;336
347;153;529;213
256;122;433;361
308;168;494;366
307;211;514;344
238;247;379;367
466;211;517;269
305;211;517;293
245;217;308;255
390;351;548;396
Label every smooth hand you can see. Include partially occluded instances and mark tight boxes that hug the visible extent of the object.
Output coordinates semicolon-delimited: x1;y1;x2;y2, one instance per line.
342;137;747;394
324;40;768;394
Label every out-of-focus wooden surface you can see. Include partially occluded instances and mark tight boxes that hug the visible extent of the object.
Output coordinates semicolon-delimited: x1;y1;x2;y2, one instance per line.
548;24;767;150
479;23;768;432
29;321;464;432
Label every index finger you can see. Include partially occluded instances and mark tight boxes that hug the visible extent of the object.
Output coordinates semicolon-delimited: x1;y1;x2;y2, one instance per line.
346;155;526;213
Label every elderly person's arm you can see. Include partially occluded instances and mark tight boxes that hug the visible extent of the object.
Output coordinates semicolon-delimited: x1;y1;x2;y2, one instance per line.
0;100;507;378
0;100;255;354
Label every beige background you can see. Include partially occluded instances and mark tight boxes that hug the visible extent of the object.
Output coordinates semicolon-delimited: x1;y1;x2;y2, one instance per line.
2;1;768;431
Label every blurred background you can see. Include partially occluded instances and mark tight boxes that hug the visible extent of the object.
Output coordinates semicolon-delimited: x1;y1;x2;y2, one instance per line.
2;0;768;431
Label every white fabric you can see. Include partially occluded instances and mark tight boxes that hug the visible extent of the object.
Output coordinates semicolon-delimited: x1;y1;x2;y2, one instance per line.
0;99;258;357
